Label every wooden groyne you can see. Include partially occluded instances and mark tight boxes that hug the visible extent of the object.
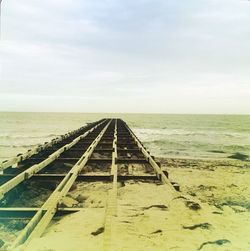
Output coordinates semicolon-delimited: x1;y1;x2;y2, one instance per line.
0;119;179;250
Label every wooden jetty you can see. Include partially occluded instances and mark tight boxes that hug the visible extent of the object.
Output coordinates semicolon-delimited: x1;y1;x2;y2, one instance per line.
0;119;179;250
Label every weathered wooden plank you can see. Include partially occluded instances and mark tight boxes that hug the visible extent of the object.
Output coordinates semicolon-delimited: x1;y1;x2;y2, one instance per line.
0;207;82;219
103;119;118;251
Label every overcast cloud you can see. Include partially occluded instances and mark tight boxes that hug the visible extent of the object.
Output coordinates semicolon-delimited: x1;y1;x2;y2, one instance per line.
0;0;249;113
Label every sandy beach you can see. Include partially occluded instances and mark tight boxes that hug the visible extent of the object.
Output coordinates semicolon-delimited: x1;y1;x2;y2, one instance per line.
4;157;247;251
1;0;250;248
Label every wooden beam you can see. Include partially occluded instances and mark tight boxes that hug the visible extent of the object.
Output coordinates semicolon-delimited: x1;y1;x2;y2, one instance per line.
103;119;118;251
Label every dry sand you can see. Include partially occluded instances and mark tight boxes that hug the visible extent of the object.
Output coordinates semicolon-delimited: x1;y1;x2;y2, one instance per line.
10;158;250;251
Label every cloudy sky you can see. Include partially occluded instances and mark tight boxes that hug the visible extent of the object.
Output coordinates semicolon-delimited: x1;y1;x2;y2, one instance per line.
0;0;249;113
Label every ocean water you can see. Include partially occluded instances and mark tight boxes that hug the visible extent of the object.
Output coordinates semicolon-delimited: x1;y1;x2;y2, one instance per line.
0;112;250;162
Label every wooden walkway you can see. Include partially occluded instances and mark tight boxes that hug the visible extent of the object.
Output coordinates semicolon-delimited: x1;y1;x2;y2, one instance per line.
0;119;179;250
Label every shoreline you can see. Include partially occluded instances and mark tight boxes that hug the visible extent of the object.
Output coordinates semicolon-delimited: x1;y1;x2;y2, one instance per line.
158;156;249;169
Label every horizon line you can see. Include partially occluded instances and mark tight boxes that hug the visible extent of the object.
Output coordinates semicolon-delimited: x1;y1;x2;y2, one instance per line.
0;111;249;116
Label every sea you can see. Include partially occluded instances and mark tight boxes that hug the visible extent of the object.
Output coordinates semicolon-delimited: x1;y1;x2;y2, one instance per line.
0;112;250;163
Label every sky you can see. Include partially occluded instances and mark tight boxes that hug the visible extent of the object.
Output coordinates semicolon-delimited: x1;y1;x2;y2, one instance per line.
0;0;250;114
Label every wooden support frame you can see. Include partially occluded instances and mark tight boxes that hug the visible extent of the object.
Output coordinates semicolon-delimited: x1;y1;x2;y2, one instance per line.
0;120;107;201
0;119;178;250
8;120;112;250
0;120;103;171
124;122;177;193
